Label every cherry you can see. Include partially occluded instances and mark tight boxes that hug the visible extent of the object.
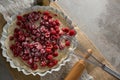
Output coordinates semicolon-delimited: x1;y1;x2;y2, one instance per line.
65;40;71;46
41;61;47;67
62;27;69;33
53;59;58;65
53;45;59;50
27;58;34;65
43;11;49;15
47;55;53;60
69;29;76;36
47;62;54;67
17;15;23;21
16;21;22;26
46;48;52;53
31;63;38;70
53;52;58;57
9;36;14;41
34;57;39;62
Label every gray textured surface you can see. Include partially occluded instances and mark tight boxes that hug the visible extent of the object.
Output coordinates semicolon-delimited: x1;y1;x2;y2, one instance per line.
57;0;120;72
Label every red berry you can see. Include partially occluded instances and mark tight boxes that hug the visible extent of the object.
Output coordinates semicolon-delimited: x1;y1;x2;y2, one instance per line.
9;36;14;41
31;63;38;70
41;61;47;67
53;59;58;65
59;44;65;50
53;52;58;57
40;48;45;54
47;55;53;60
43;11;49;15
14;28;20;33
34;57;39;62
16;21;22;26
51;30;56;35
46;48;51;53
27;58;33;65
55;19;60;26
53;45;59;50
69;29;76;36
65;40;71;46
62;27;69;33
45;32;50;38
17;15;23;21
47;62;54;67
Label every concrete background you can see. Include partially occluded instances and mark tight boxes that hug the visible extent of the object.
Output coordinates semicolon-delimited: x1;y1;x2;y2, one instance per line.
57;0;120;72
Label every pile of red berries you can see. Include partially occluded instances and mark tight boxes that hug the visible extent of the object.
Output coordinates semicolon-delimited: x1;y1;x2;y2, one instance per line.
9;11;76;70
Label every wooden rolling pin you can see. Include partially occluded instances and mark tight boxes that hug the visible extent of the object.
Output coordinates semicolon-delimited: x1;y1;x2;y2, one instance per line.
65;49;92;80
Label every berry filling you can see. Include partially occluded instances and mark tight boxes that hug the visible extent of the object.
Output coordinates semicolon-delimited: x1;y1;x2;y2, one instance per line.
9;11;76;70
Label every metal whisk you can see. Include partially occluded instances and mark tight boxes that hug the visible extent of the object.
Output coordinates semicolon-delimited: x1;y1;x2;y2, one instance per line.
76;41;120;79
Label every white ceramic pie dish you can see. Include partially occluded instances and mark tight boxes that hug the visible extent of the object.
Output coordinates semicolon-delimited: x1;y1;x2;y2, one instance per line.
0;6;77;76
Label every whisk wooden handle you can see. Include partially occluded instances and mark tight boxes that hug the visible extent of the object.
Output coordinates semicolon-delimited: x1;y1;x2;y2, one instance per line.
65;49;92;80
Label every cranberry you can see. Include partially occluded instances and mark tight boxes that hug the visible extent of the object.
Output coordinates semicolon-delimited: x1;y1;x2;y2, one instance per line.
62;27;69;33
36;33;41;37
47;62;54;67
55;28;60;33
18;35;25;41
51;30;56;35
59;31;65;36
53;59;58;65
53;45;59;50
17;15;23;21
31;63;38;70
69;29;76;36
47;44;53;49
18;30;24;35
22;55;29;60
14;28;20;33
45;32;50;38
41;61;47;67
31;36;36;41
43;11;49;15
48;15;52;19
52;41;56;45
16;21;22;26
42;15;48;21
65;40;71;46
13;51;19;57
32;30;37;35
34;52;40;57
40;26;46;32
40;21;45;25
9;36;14;41
27;58;34;65
59;44;65;50
24;49;29;55
54;19;60;26
10;44;15;50
40;49;46;54
53;52;58;57
46;48;52;53
47;55;53;60
36;44;42;50
34;57;39;62
44;22;49;27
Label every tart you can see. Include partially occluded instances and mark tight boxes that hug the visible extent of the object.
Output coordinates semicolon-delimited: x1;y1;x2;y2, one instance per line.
2;6;76;75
